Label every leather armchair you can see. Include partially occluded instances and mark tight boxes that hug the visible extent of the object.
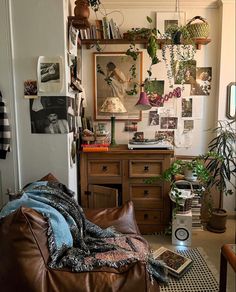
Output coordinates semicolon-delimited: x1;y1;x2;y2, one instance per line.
0;202;159;292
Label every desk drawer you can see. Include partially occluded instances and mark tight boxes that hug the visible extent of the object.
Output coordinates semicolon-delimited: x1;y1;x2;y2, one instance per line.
135;210;162;225
130;185;163;209
88;160;121;177
129;160;162;177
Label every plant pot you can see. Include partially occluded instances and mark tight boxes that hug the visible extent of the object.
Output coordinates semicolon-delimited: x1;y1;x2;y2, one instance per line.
184;169;197;182
171;31;182;44
207;208;228;233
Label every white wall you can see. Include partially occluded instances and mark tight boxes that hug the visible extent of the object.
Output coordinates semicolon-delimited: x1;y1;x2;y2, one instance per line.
217;0;235;212
0;0;77;207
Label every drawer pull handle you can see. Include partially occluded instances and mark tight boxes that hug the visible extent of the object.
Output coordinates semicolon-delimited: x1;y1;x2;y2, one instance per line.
144;190;149;196
102;165;108;172
144;166;149;172
144;214;149;220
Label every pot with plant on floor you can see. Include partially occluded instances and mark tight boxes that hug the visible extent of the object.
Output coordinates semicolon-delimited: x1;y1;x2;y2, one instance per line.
199;120;236;233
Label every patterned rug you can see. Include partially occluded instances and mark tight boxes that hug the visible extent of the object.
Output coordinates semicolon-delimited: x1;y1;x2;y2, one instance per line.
160;247;219;292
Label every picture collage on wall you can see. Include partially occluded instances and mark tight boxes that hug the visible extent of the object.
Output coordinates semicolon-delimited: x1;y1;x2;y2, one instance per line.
136;62;212;147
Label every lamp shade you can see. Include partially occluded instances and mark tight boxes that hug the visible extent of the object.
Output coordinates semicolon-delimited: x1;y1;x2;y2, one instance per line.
135;92;152;110
100;97;127;113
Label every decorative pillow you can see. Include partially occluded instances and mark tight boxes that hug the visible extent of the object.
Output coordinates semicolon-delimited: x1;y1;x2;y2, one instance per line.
84;201;140;235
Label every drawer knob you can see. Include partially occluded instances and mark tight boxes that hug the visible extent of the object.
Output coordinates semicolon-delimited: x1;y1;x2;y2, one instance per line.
144;214;149;220
102;165;108;172
144;190;149;196
144;165;149;172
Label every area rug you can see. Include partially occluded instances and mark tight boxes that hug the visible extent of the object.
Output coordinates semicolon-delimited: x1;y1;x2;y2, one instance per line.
160;247;219;292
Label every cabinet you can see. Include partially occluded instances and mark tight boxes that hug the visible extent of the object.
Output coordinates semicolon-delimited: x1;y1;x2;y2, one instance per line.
79;145;174;233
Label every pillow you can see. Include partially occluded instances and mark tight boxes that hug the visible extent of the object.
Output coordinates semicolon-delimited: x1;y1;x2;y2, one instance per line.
84;201;140;235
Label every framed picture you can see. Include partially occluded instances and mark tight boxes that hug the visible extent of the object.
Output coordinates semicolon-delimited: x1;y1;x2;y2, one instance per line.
94;52;143;121
156;11;186;35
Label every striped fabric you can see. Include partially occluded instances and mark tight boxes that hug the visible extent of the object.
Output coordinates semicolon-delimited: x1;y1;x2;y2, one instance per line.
0;91;11;159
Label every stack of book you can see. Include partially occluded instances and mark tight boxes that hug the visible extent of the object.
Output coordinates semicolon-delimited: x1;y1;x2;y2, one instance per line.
78;17;122;40
191;190;203;230
81;143;109;152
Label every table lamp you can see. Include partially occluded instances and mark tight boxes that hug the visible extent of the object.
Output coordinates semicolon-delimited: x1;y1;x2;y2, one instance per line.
135;91;152;110
100;97;127;146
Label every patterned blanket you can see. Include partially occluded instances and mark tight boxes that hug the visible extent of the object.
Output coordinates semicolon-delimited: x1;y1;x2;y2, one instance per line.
0;181;168;284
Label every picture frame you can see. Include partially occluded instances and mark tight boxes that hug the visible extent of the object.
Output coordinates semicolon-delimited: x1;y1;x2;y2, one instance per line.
153;246;193;278
156;11;186;35
94;52;143;121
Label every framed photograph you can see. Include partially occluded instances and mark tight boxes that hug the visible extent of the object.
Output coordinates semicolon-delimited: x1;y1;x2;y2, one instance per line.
156;11;186;35
94;52;143;121
153;246;192;278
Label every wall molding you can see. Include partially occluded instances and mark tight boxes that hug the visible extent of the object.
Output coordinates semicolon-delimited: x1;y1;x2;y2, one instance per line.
101;0;220;9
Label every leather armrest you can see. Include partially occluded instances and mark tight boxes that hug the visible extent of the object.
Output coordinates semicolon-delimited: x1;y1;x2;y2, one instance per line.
83;201;140;235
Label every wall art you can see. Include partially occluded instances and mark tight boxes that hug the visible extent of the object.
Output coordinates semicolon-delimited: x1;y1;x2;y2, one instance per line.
37;56;64;93
156;11;186;35
94;52;142;121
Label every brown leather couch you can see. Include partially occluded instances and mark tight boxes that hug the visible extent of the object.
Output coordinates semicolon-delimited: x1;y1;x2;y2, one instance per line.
0;201;159;292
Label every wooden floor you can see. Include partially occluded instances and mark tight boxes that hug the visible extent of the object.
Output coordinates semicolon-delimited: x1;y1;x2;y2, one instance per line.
144;217;236;292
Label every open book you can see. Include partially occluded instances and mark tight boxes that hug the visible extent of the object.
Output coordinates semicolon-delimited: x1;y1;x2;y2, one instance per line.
153;247;193;278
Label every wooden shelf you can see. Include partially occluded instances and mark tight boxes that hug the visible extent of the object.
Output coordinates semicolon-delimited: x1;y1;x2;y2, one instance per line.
81;38;211;50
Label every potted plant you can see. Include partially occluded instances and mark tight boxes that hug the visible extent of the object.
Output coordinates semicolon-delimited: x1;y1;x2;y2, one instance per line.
124;16;160;79
199;120;236;233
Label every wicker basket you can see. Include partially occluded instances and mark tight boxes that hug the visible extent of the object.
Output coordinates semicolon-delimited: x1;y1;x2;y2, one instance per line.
186;16;210;39
169;180;194;214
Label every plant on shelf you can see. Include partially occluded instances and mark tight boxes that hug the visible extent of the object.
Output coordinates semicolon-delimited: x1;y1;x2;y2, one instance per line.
125;16;160;79
198;120;236;233
145;158;210;215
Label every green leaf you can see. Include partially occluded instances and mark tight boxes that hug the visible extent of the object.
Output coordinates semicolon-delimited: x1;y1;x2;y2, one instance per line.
147;16;152;23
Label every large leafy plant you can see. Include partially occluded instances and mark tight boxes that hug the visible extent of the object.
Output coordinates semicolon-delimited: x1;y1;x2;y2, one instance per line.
199;120;236;211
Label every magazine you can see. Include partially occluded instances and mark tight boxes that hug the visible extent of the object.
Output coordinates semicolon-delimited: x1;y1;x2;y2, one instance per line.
153;247;193;278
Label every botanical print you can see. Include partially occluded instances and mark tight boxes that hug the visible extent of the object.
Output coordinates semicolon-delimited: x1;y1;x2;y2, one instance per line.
182;98;193;117
144;79;165;107
94;52;142;121
190;67;212;95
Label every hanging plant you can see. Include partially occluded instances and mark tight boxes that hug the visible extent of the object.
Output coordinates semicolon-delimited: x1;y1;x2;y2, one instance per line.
160;23;197;88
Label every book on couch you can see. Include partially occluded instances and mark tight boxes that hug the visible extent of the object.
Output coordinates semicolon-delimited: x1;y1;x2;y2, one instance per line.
153;247;193;278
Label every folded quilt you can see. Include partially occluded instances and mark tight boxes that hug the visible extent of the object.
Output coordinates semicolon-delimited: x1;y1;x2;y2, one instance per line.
0;181;168;284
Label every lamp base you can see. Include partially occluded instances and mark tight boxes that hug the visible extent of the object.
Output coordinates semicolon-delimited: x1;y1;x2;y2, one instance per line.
110;116;116;146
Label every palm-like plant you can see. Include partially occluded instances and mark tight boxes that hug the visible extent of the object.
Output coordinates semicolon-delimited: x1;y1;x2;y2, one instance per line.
199;120;236;211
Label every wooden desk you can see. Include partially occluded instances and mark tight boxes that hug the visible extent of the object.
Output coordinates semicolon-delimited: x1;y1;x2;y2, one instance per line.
219;244;236;292
79;145;174;233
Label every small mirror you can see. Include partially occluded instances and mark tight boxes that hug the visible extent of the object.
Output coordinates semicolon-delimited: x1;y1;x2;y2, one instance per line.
226;82;236;120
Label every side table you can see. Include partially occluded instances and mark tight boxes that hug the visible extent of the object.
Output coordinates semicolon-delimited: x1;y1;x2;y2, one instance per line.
219;244;236;292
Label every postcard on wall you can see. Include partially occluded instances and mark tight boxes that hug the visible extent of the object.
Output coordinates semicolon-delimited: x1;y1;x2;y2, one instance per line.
160;117;178;129
37;56;64;93
153;246;193;278
68;24;78;56
191;67;212;96
24;80;38;99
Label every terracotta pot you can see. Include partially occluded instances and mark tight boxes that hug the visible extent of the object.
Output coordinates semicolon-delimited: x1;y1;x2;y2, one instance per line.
74;0;90;20
207;208;227;233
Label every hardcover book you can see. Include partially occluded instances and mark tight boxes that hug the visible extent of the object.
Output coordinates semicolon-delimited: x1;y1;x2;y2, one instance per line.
153;247;193;278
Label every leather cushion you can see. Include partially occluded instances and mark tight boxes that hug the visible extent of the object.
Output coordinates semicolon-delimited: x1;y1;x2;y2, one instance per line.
84;201;140;234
